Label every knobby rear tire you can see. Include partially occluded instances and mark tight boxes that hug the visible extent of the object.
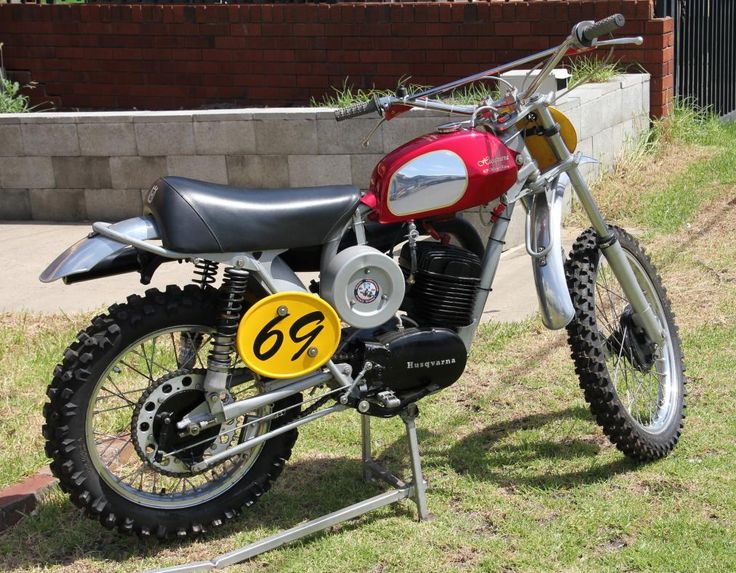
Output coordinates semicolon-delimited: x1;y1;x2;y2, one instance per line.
42;284;301;539
565;227;686;461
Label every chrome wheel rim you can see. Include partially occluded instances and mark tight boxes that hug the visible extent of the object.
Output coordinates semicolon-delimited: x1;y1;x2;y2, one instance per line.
594;252;680;434
84;326;269;509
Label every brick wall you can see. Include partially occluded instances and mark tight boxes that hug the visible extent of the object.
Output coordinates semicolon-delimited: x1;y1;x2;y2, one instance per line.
0;1;673;116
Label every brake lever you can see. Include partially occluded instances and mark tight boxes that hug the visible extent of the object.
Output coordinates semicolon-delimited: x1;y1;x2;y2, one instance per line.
594;36;644;47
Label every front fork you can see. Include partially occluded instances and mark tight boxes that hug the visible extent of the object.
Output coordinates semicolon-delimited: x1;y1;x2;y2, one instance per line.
536;104;665;346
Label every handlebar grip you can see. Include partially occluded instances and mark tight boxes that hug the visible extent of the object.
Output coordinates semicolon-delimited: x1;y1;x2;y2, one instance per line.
334;98;379;122
577;13;625;45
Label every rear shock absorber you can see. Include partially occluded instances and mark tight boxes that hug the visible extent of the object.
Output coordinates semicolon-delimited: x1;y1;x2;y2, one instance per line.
206;267;250;392
192;259;219;288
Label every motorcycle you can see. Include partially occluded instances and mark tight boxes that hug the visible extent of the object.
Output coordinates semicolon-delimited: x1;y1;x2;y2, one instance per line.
40;13;685;560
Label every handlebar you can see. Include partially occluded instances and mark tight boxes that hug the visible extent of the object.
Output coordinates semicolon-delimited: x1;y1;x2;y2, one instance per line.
333;14;635;121
575;14;626;47
334;97;379;122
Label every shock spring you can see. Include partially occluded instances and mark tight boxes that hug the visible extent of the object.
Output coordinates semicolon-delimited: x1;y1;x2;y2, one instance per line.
207;267;250;372
192;259;219;288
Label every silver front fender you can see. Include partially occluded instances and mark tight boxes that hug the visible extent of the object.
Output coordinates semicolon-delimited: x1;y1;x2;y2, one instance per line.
527;174;575;330
39;216;160;283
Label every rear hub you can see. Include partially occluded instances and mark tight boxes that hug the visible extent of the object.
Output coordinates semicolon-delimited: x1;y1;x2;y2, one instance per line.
132;370;238;476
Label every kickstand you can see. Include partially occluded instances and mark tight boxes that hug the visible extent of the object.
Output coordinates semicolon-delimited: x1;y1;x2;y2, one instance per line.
141;404;429;573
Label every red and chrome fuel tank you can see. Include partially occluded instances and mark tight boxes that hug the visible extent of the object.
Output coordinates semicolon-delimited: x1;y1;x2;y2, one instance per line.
364;129;518;224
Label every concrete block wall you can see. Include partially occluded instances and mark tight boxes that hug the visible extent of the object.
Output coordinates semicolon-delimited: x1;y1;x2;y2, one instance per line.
556;73;650;179
0;108;442;221
0;74;649;248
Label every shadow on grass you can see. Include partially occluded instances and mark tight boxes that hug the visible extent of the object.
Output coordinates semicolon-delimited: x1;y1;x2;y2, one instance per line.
0;406;638;570
442;406;639;490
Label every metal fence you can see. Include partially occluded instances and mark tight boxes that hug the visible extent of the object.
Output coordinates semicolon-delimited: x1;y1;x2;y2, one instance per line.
656;0;736;119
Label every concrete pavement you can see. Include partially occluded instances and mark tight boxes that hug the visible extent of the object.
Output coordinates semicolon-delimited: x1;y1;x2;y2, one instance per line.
0;222;571;323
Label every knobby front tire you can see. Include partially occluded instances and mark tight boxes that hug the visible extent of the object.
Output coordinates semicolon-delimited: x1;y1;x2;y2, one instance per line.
565;227;686;461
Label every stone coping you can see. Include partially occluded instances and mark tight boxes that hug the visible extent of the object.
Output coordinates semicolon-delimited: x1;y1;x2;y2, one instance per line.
0;74;649;125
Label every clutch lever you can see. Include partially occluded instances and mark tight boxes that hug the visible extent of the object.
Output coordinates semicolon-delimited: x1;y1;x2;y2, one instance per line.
594;36;644;47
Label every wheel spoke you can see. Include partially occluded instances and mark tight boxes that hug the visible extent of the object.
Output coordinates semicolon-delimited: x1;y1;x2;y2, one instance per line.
150;336;158;375
597;279;628;305
93;403;136;415
595;283;616;332
130;347;175;380
171;332;182;369
103;376;137;406
592;247;676;432
196;335;212;367
180;332;211;369
139;343;155;380
96;386;149;402
98;433;130;459
119;359;155;384
119;464;145;486
611;325;628;389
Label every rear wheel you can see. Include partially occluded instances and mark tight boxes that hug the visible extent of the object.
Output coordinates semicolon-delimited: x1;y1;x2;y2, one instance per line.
565;227;686;461
43;285;300;538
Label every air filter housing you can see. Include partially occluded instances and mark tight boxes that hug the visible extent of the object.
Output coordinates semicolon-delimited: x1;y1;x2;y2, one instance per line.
399;242;481;328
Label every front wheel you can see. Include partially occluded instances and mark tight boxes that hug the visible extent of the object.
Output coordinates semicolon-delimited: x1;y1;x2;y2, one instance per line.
42;285;301;538
565;227;686;461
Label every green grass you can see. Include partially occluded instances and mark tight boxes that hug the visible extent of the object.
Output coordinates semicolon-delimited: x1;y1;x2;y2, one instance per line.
0;43;45;113
312;56;625;110
2;299;736;571
310;78;500;108
1;43;30;114
1;115;736;572
635;113;736;234
581;102;736;237
0;313;91;488
0;78;33;113
565;55;626;90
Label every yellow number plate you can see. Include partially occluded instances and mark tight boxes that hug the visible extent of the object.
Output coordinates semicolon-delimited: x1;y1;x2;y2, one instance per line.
235;292;341;379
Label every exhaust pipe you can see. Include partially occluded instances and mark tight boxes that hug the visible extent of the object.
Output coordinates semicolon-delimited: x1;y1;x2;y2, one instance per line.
527;174;575;330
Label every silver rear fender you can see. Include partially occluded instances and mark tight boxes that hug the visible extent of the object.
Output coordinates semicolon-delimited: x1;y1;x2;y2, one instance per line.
527;174;575;330
39;216;160;283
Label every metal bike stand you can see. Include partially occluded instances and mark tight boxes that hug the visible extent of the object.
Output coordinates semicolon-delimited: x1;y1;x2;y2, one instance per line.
141;404;429;573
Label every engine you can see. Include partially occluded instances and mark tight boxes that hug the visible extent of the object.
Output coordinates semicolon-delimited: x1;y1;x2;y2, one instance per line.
328;241;481;415
362;326;467;393
399;241;482;328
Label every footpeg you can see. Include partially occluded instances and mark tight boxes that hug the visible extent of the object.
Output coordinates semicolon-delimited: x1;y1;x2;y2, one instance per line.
377;390;401;409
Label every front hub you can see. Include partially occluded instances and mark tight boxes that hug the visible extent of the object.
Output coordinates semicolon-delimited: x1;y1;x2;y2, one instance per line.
606;306;657;373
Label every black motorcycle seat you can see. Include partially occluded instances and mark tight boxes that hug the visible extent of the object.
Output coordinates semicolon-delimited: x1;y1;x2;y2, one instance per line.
145;177;362;253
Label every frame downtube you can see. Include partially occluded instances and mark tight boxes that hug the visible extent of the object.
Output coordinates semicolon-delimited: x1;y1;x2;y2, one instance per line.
457;200;516;349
